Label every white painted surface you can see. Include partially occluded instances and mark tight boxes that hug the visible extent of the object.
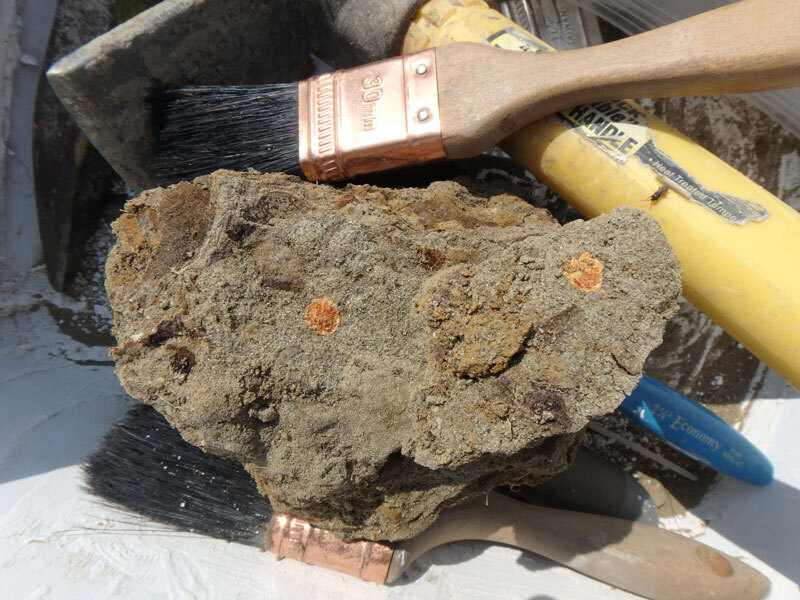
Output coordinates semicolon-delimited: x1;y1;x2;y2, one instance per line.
0;0;58;279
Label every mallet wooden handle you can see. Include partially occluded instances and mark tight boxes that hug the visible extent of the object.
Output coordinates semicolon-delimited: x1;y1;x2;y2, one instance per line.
388;492;770;600
438;0;800;157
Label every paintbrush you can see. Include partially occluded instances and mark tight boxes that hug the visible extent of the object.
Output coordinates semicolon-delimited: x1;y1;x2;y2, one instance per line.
154;0;800;185
84;404;770;599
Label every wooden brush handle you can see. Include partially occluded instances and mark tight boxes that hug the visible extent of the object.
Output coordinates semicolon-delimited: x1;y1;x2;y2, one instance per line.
388;492;770;600
438;0;800;157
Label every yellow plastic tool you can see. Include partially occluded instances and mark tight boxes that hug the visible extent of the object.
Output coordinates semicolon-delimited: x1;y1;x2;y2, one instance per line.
404;0;800;391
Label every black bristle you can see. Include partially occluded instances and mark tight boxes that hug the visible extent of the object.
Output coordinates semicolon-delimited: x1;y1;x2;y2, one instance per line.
153;84;302;186
83;403;273;547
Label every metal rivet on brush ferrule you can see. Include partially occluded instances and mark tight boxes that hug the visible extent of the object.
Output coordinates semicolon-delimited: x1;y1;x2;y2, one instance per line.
298;48;446;182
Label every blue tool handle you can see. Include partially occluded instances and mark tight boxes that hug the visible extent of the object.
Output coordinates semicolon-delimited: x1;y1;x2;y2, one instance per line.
618;375;773;486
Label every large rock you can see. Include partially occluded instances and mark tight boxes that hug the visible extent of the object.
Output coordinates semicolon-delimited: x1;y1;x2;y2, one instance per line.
106;171;680;541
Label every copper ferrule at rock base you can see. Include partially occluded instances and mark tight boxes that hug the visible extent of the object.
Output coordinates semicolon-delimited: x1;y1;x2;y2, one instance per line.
265;513;394;584
298;48;447;182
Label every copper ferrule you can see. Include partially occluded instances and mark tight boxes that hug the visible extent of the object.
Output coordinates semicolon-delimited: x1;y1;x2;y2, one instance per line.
298;48;446;182
265;513;394;584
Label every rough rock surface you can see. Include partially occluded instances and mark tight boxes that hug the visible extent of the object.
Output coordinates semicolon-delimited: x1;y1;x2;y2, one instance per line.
106;171;681;540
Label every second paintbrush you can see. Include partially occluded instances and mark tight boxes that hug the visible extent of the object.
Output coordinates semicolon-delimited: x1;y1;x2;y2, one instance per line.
156;0;800;185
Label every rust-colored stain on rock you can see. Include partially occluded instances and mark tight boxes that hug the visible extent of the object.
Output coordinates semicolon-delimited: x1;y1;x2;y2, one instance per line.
105;172;682;541
305;297;340;335
563;252;604;292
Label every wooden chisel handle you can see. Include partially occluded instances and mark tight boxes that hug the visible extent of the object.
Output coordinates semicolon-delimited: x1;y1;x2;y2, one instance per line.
389;492;770;599
438;0;800;157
